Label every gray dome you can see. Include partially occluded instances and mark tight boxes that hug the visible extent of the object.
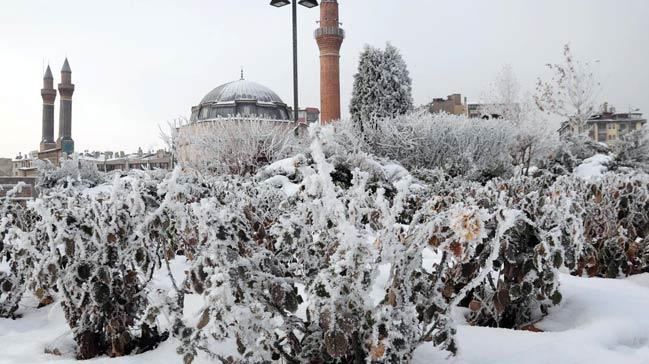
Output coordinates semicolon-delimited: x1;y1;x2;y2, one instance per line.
192;79;290;122
200;79;285;105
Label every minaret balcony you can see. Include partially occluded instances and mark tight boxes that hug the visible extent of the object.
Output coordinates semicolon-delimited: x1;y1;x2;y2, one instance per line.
314;26;345;39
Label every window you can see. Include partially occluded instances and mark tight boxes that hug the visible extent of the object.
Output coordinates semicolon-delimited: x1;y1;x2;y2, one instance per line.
238;104;256;117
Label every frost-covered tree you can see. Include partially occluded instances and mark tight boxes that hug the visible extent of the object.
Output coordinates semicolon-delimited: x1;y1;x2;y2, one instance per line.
350;43;413;130
482;65;558;176
535;44;601;133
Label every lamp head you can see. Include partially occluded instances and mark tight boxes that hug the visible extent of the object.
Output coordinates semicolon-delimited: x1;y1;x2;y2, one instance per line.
298;0;318;8
270;0;290;7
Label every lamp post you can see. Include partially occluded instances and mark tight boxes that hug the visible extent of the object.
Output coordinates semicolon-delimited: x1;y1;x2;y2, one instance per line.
270;0;318;123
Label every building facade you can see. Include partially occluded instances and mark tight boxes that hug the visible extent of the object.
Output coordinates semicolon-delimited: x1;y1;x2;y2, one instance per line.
560;104;646;143
81;150;173;172
430;94;468;116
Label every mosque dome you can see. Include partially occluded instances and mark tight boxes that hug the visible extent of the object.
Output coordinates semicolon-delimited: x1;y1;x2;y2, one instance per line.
191;77;290;121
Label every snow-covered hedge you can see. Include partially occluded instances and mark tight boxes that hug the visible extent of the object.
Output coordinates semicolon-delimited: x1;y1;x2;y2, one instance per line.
1;123;649;363
334;113;518;182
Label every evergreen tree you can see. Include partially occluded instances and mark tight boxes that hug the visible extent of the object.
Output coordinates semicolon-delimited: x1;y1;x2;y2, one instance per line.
350;43;413;129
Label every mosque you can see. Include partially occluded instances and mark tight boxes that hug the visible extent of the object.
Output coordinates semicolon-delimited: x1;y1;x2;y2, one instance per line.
189;0;344;125
190;71;320;124
191;72;298;122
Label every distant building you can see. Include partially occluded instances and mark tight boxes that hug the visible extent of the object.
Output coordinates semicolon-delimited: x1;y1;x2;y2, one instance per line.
11;152;39;177
560;103;647;143
0;158;11;176
467;103;512;120
80;149;173;172
430;94;467;116
295;107;321;124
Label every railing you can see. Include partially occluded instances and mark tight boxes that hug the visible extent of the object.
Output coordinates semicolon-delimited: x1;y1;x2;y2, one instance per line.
314;27;345;39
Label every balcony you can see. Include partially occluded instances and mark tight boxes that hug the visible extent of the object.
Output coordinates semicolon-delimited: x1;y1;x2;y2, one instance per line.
314;27;345;39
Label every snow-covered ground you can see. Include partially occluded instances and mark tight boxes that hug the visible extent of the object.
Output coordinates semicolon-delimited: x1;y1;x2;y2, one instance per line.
2;261;648;364
415;273;649;364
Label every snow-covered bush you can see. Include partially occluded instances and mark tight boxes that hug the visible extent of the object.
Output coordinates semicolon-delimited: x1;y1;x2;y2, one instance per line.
31;172;169;359
399;173;566;330
37;157;105;189
541;133;609;175
350;43;413;130
170;177;297;364
460;176;566;328
173;125;565;362
578;173;649;277
335;113;516;182
612;124;649;173
0;187;44;317
481;65;559;176
173;118;306;175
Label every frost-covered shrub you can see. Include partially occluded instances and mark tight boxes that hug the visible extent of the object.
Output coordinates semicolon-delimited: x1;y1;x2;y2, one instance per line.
0;181;61;317
29;173;170;359
173;118;306;176
0;193;41;317
171;178;297;364
577;173;649;277
335;113;516;182
37;157;105;189
541;133;609;175
612;125;649;173
460;177;565;328
408;175;565;330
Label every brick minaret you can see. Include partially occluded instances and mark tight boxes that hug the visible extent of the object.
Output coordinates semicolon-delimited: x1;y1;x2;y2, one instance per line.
315;0;344;124
40;65;57;152
57;58;75;154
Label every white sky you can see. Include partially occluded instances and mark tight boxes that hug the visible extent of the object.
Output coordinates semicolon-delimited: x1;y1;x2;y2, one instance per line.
1;0;648;158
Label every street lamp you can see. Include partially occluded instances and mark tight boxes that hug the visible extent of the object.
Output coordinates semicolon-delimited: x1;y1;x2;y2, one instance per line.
269;0;318;123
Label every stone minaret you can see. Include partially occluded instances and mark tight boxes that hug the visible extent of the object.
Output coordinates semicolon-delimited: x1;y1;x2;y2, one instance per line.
315;0;344;124
40;65;57;152
57;58;75;154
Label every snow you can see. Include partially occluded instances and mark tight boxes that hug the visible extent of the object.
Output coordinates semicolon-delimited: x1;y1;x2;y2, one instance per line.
262;175;300;197
575;154;612;180
265;156;301;176
413;273;649;364
369;263;392;306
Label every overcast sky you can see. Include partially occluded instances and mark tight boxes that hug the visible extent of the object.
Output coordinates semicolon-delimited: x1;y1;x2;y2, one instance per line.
1;0;648;158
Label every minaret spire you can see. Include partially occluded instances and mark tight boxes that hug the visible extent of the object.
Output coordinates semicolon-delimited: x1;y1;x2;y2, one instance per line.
57;58;75;154
40;65;57;151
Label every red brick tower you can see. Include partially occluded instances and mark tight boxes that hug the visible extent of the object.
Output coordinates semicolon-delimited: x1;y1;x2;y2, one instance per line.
315;0;344;124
